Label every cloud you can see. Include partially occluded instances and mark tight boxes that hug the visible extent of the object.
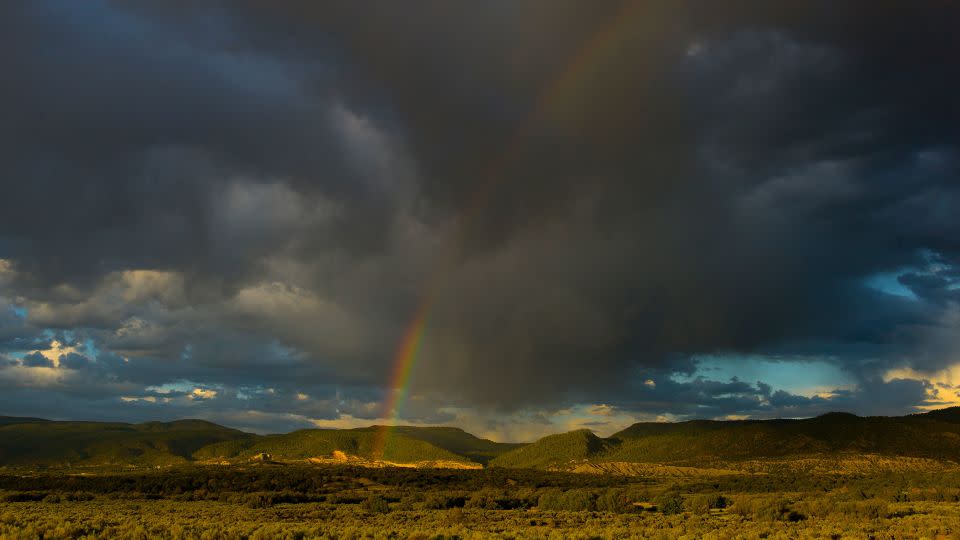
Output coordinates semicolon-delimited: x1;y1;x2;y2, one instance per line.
21;352;53;369
0;1;959;433
58;353;90;370
189;387;218;400
587;404;616;417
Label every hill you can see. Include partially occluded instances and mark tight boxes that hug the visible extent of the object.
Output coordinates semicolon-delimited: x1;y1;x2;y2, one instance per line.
604;411;960;463
915;406;960;424
192;428;470;464
8;408;960;470
0;419;249;467
350;426;521;465
490;409;960;470
488;429;612;469
0;416;49;426
0;419;509;467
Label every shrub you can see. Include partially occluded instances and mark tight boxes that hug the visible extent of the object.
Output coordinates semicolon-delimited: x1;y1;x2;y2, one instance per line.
730;495;802;522
797;497;832;518
328;493;364;505
423;494;466;509
538;489;563;510
361;494;391;514
240;490;321;508
560;489;596;511
244;492;274;509
686;493;728;514
467;489;530;510
686;494;711;514
538;489;596;511
0;491;48;502
466;489;498;509
653;492;684;515
595;488;635;513
444;507;465;526
710;494;728;509
836;500;888;519
63;491;96;502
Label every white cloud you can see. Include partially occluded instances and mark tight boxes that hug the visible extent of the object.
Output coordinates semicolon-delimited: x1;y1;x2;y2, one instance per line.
190;387;218;400
586;404;615;416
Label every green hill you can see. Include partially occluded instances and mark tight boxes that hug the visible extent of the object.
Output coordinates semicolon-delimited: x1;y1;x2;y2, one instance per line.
0;416;49;426
916;406;960;424
489;409;960;470
9;408;960;470
0;419;249;466
193;425;517;465
604;411;960;463
488;429;611;469
192;428;469;463
351;426;521;465
0;420;498;467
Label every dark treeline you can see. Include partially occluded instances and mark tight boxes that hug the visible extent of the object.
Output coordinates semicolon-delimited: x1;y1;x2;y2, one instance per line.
5;463;960;511
0;464;644;496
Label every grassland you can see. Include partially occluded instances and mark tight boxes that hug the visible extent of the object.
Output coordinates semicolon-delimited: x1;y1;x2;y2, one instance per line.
6;411;960;537
3;461;960;538
5;497;960;539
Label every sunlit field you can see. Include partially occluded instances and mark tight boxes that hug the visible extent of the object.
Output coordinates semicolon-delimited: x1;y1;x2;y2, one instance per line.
2;462;960;539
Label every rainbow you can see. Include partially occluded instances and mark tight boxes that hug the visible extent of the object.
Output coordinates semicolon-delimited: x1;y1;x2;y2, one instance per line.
371;1;649;459
370;291;433;458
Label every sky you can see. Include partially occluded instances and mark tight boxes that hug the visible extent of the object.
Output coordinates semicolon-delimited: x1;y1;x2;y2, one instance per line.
1;1;959;442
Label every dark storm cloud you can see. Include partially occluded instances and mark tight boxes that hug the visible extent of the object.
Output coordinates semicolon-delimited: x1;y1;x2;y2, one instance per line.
607;371;933;420
1;1;959;426
58;353;90;370
21;352;53;369
252;0;959;407
0;306;41;352
0;1;409;291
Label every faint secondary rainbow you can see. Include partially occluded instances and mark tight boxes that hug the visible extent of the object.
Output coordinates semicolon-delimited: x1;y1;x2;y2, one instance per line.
371;1;648;459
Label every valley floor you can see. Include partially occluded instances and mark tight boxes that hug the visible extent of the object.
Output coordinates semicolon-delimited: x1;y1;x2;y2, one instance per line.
2;498;959;539
2;462;960;539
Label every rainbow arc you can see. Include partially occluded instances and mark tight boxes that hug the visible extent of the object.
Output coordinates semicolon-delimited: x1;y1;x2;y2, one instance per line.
371;1;648;459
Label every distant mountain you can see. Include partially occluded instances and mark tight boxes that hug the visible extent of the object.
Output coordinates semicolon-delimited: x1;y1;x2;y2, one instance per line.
6;408;960;469
0;419;248;466
490;408;960;469
488;429;612;469
0;416;49;426
194;425;518;465
0;418;516;467
193;428;467;464
915;406;960;424
350;426;522;465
